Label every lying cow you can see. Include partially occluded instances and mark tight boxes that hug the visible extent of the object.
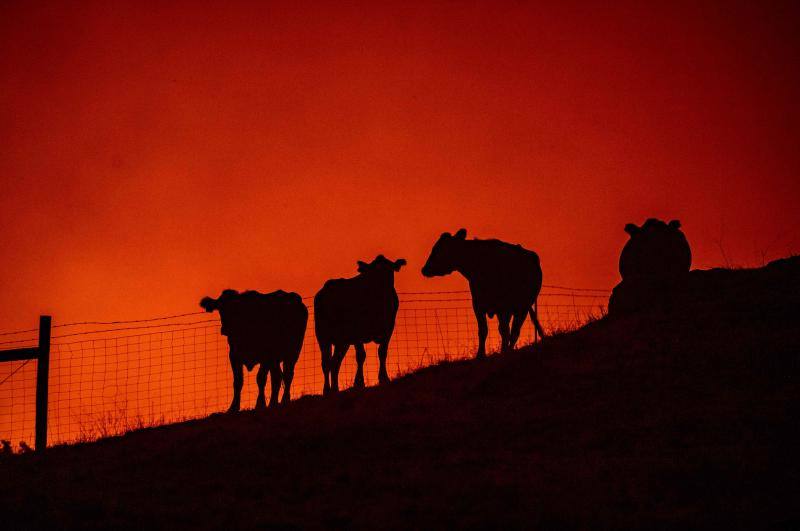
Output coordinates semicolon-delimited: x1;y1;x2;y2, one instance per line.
619;218;691;280
200;289;308;411
314;255;406;394
422;228;545;358
609;218;692;315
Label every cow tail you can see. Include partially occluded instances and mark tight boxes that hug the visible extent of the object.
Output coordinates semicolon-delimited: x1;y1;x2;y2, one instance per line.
529;299;545;342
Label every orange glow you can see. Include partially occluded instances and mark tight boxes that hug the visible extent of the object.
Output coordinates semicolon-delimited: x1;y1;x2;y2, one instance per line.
1;0;798;331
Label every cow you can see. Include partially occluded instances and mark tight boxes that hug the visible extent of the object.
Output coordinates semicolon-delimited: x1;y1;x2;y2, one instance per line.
609;218;692;315
314;255;406;395
199;289;308;412
422;229;545;358
619;218;691;280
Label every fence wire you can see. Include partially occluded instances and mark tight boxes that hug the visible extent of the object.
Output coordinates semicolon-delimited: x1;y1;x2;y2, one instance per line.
0;287;608;448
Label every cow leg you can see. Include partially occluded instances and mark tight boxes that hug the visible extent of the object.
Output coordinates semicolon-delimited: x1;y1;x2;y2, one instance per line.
255;364;268;410
281;360;295;404
498;312;511;353
320;342;332;396
228;358;244;413
330;343;349;393
354;343;367;388
474;309;488;359
377;341;390;384
509;308;528;350
269;363;283;408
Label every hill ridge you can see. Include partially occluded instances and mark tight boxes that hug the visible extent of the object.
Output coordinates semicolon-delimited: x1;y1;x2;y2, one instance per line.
2;257;799;530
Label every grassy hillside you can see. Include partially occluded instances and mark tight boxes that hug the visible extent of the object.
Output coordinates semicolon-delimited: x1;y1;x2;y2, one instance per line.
2;258;799;530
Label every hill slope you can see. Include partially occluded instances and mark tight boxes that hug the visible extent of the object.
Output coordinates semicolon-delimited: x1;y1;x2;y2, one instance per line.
3;258;799;530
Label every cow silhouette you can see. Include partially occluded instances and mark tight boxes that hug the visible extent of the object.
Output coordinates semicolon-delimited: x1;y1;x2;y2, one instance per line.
619;218;691;280
200;289;308;412
609;219;692;315
314;255;406;394
422;229;545;358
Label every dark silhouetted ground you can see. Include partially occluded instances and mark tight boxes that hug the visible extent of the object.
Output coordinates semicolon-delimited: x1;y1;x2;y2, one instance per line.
2;258;799;530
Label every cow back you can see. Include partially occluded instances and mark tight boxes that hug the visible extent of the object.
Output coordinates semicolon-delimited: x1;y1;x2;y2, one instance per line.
223;290;308;364
462;239;543;314
314;275;399;344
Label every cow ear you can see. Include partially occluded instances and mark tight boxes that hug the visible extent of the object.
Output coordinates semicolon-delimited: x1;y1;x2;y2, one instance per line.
668;219;681;229
624;223;639;236
199;296;217;312
357;260;369;273
393;258;407;271
454;228;467;240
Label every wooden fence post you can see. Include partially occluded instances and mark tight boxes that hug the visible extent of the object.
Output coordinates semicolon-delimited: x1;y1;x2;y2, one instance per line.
35;315;51;452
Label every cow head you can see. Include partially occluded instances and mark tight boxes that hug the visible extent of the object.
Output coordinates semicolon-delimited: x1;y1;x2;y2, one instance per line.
421;228;467;277
199;289;240;336
625;218;681;237
356;255;406;282
619;218;691;280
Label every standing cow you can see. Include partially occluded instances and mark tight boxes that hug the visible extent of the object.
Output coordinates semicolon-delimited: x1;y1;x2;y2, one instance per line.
200;289;308;412
314;255;406;394
422;229;545;358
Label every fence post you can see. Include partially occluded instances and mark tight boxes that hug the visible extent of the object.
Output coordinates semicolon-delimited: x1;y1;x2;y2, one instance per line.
35;315;51;452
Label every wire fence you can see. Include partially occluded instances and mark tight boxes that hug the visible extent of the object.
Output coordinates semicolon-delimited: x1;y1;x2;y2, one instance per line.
0;286;609;448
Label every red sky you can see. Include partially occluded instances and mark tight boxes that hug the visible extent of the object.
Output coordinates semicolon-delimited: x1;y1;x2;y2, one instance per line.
1;1;799;330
